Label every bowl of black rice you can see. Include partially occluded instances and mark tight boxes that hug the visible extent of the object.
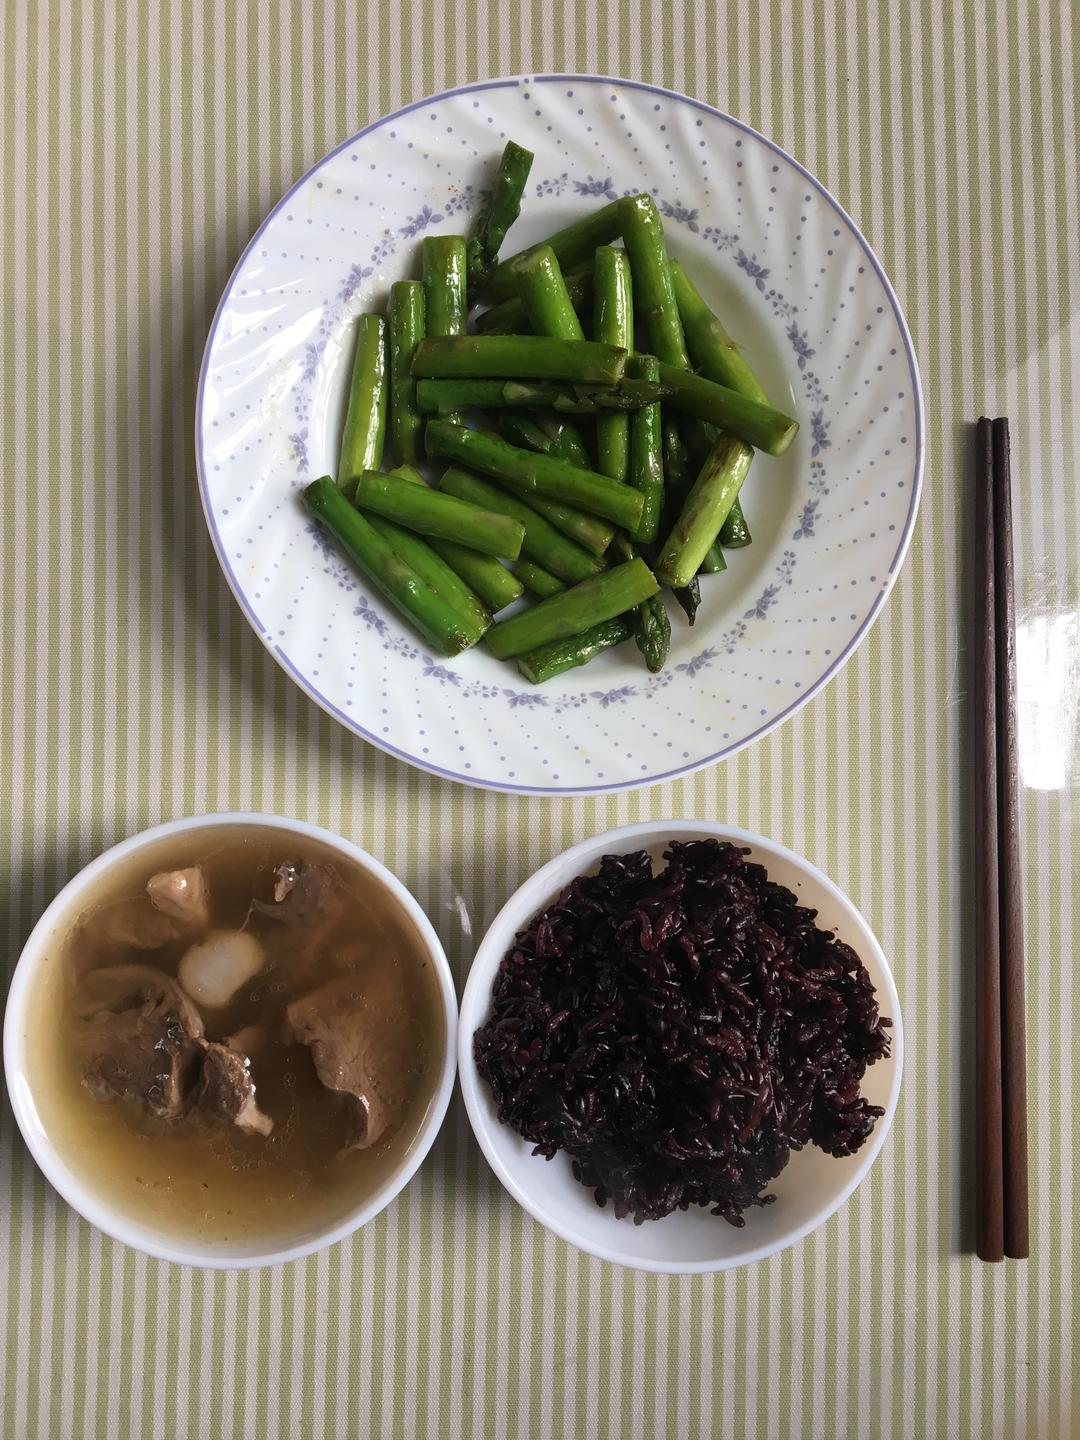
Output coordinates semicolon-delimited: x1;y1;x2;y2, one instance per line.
458;821;902;1273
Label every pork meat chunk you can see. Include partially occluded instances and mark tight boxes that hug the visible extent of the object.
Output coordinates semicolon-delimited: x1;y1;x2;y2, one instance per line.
250;860;347;977
146;867;210;930
75;964;205;1119
284;976;417;1150
194;1040;273;1137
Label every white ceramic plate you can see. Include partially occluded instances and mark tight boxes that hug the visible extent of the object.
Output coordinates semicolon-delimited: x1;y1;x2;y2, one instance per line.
197;75;923;795
458;821;902;1273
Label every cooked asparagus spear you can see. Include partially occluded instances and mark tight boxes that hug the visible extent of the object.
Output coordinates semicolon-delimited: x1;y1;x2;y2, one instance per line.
338;314;388;489
656;412;703;562
621;198;713;549
655;364;798;455
476;265;592;335
612;534;670;672
494;411;565;456
670;261;770;552
511;560;566;599
672;577;701;626
655;422;714;602
513;245;586;339
663;418;694;497
654;436;754;588
390;465;523;611
626;353;663;544
486;558;660;660
511;245;593;461
422;235;467;424
430;541;523;612
592;246;633;483
365;513;491;636
415;378;669;413
498;411;593;472
412;334;627;384
621;201;779;573
620;194;689;368
670;259;770;404
387;281;425;466
466;140;534;295
492;414;593;494
302;477;483;655
660;417;725;571
509;407;595;476
514;491;613;557
486;198;626;301
503;378;668;412
531;411;592;468
353;469;525;559
425;420;643;530
720;502;753;548
696;546;728;574
485;420;614;554
517;615;634;683
681;419;734;573
439;466;602;585
422;235;467;337
634;591;671;672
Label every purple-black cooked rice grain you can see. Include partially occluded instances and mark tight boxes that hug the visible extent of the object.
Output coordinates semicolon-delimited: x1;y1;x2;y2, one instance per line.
473;840;891;1225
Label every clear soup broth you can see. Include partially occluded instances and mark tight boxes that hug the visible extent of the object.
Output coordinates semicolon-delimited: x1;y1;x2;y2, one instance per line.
26;826;445;1248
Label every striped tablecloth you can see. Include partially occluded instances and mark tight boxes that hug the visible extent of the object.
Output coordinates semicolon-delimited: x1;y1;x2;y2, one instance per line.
1;3;1076;1437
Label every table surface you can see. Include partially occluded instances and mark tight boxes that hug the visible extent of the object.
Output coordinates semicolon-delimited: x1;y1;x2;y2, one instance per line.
1;3;1076;1438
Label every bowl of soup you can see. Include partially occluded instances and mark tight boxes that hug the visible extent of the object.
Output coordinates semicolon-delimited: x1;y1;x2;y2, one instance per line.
3;813;457;1268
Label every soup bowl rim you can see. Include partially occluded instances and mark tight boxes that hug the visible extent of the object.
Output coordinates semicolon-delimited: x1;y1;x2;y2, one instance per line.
3;810;459;1269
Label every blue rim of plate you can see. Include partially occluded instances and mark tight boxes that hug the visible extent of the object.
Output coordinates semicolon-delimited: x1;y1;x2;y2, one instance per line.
195;73;925;796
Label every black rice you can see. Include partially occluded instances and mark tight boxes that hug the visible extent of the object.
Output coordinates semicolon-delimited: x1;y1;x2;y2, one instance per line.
473;840;891;1225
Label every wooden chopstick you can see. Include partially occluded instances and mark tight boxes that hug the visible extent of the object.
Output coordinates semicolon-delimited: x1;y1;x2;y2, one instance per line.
973;416;1029;1262
991;418;1029;1259
974;417;1005;1262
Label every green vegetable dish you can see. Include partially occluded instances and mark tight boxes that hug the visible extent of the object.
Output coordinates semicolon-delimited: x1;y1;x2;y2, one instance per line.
300;140;798;683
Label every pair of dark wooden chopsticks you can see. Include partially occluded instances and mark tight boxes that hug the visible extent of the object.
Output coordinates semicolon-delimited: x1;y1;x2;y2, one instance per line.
973;417;1029;1262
